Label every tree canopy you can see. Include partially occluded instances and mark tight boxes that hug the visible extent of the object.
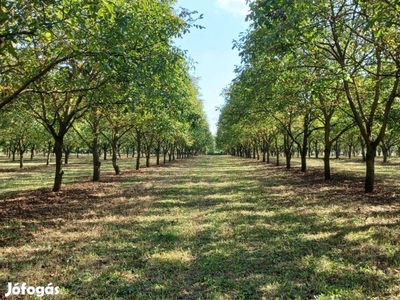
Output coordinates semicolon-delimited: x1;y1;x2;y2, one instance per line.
217;0;400;193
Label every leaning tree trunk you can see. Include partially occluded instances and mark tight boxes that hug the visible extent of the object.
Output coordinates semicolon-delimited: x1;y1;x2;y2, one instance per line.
52;137;64;192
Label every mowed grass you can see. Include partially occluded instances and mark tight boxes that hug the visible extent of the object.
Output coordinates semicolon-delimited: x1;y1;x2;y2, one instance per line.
0;154;160;197
1;155;400;299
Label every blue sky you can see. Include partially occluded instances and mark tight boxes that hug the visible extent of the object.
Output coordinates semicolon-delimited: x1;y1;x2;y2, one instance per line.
174;0;249;135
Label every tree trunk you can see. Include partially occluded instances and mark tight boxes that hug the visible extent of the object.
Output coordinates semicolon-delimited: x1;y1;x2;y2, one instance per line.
64;148;70;164
46;142;52;166
111;139;120;175
323;145;331;180
383;150;388;163
284;134;292;169
92;128;101;182
359;138;366;161
19;149;24;169
146;150;150;167
18;139;25;168
136;133;141;170
275;139;280;166
334;141;340;159
52;138;64;192
382;145;388;163
365;144;377;193
300;119;309;172
30;145;35;160
112;147;120;175
300;147;307;172
11;148;16;161
46;151;51;166
117;143;122;158
103;144;108;160
92;149;101;182
321;112;333;180
130;143;135;158
156;141;161;165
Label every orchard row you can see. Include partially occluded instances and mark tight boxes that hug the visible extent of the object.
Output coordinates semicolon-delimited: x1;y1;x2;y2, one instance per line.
0;0;213;191
217;0;400;193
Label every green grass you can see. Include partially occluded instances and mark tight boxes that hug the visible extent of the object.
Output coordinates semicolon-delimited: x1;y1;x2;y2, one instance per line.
1;155;400;299
0;154;160;197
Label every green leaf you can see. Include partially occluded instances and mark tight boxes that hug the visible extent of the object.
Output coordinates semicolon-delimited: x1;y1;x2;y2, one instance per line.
105;3;114;14
97;7;106;18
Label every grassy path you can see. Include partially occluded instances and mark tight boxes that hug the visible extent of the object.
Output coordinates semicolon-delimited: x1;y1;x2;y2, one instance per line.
1;155;400;299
